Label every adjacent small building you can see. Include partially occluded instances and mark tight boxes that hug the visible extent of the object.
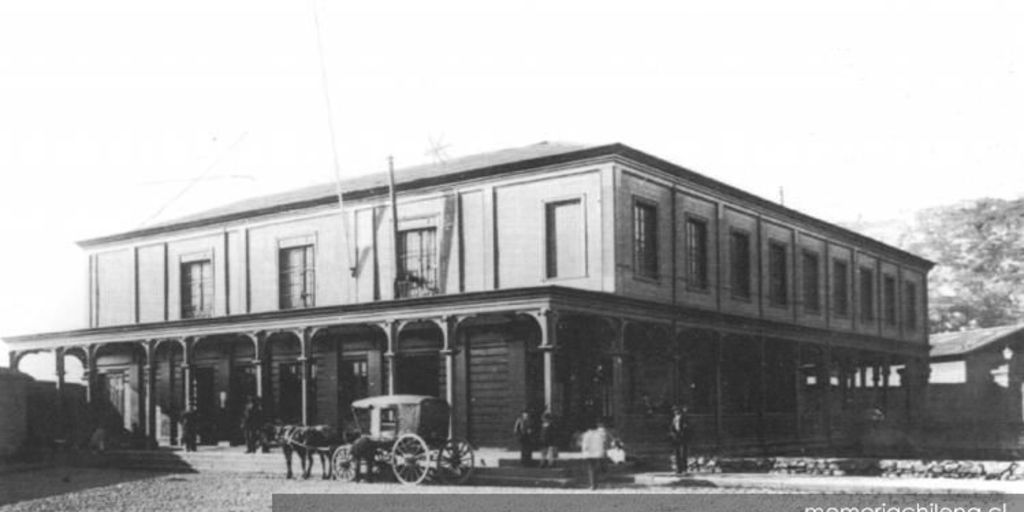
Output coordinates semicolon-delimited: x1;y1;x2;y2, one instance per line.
3;142;933;453
928;325;1024;456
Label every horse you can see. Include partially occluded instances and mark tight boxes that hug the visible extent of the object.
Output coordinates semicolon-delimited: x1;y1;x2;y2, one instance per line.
268;424;341;479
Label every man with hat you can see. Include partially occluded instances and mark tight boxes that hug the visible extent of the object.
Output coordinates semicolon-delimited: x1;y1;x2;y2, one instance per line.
668;404;691;474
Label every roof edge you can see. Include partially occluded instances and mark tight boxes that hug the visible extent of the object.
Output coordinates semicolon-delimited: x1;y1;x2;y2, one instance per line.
74;142;934;269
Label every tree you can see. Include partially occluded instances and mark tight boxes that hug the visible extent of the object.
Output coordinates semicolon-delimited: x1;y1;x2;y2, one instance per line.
896;198;1024;334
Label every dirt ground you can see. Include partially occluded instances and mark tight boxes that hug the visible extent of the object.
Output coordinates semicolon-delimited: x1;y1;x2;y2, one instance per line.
0;467;780;512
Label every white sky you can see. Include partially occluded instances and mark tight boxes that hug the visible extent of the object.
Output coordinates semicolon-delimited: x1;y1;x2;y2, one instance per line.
2;0;1022;378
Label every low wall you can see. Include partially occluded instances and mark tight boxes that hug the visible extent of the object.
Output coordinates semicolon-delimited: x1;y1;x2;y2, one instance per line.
0;368;33;459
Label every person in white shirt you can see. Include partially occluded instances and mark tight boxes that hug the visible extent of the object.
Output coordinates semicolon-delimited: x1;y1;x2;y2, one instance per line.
579;418;620;490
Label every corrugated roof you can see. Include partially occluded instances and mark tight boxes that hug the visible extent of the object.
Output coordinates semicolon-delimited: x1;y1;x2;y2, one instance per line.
930;324;1024;358
145;141;591;229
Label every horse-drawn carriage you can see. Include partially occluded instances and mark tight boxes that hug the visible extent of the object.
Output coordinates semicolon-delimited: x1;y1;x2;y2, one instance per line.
330;395;475;485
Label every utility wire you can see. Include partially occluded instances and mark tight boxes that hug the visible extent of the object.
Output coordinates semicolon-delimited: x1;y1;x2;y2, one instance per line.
310;0;354;275
139;132;248;227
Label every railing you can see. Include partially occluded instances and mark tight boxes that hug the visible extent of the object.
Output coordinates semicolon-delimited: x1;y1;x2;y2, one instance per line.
395;279;440;299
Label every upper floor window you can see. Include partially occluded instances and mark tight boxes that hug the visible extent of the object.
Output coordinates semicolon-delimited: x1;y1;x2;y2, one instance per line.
279;245;315;309
859;266;875;323
545;199;584;279
397;227;438;298
904;281;918;332
181;259;213;319
802;250;821;314
730;230;752;300
685;216;709;291
883;274;897;326
832;260;849;317
768;241;789;306
633;201;659;279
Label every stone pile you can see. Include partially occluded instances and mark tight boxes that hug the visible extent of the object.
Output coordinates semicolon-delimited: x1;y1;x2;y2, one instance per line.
673;455;1024;481
768;457;879;476
878;459;1024;480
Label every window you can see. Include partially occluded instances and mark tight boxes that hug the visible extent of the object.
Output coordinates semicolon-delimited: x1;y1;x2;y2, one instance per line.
768;241;788;306
545;199;584;278
181;259;213;319
859;266;875;322
730;230;752;299
883;275;897;326
832;260;849;317
685;217;709;290
397;227;438;297
802;251;821;314
905;281;918;331
633;201;659;279
279;245;315;309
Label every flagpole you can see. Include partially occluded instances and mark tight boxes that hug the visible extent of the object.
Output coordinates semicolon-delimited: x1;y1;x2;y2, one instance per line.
388;156;401;299
309;0;353;278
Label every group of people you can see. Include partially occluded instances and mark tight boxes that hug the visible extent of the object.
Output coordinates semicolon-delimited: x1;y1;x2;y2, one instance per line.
513;404;694;489
178;395;267;453
512;410;564;468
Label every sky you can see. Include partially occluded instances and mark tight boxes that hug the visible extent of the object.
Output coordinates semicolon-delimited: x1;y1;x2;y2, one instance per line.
1;0;1022;379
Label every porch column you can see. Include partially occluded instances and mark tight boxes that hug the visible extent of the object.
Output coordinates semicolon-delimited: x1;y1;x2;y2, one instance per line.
55;348;66;437
757;336;767;452
7;351;16;371
536;309;559;415
714;333;723;449
609;319;627;433
248;332;267;404
382;321;397;395
823;344;834;447
793;343;803;442
85;344;98;405
180;338;194;410
299;327;317;426
142;340;156;439
434;316;457;437
881;358;891;411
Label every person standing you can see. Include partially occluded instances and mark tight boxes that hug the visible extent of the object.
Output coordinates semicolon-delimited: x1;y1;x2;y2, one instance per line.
669;405;692;474
180;407;198;452
580;418;617;490
539;412;560;468
242;396;264;454
512;410;536;467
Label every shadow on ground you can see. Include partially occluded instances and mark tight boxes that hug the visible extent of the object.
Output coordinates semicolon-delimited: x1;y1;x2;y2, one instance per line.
0;466;170;507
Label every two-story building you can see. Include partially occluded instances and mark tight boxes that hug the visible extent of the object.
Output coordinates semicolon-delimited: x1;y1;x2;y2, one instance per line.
3;142;932;452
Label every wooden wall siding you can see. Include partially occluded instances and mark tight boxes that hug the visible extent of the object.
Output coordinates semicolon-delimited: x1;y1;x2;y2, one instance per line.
854;252;880;336
827;244;855;332
796;233;828;329
95;249;134;326
136;244;166;323
466;332;513;447
265;337;301;420
675;191;719;310
247;215;345;312
880;261;901;340
760;221;796;323
901;270;926;343
494;171;605;291
314;342;339;428
721;207;760;318
616;171;674;303
459;190;488;293
163;234;222;321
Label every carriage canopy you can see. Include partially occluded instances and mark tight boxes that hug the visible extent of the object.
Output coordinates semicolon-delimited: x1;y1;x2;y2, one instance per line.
350;395;450;444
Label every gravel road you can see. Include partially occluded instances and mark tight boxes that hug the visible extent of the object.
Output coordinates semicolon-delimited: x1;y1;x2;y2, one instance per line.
0;468;779;512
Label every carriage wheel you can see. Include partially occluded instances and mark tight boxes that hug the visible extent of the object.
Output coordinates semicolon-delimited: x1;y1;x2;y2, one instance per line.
331;445;357;482
436;438;475;484
390;433;431;485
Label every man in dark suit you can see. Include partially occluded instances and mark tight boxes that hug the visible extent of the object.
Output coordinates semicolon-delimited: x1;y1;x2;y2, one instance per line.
669;405;691;474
